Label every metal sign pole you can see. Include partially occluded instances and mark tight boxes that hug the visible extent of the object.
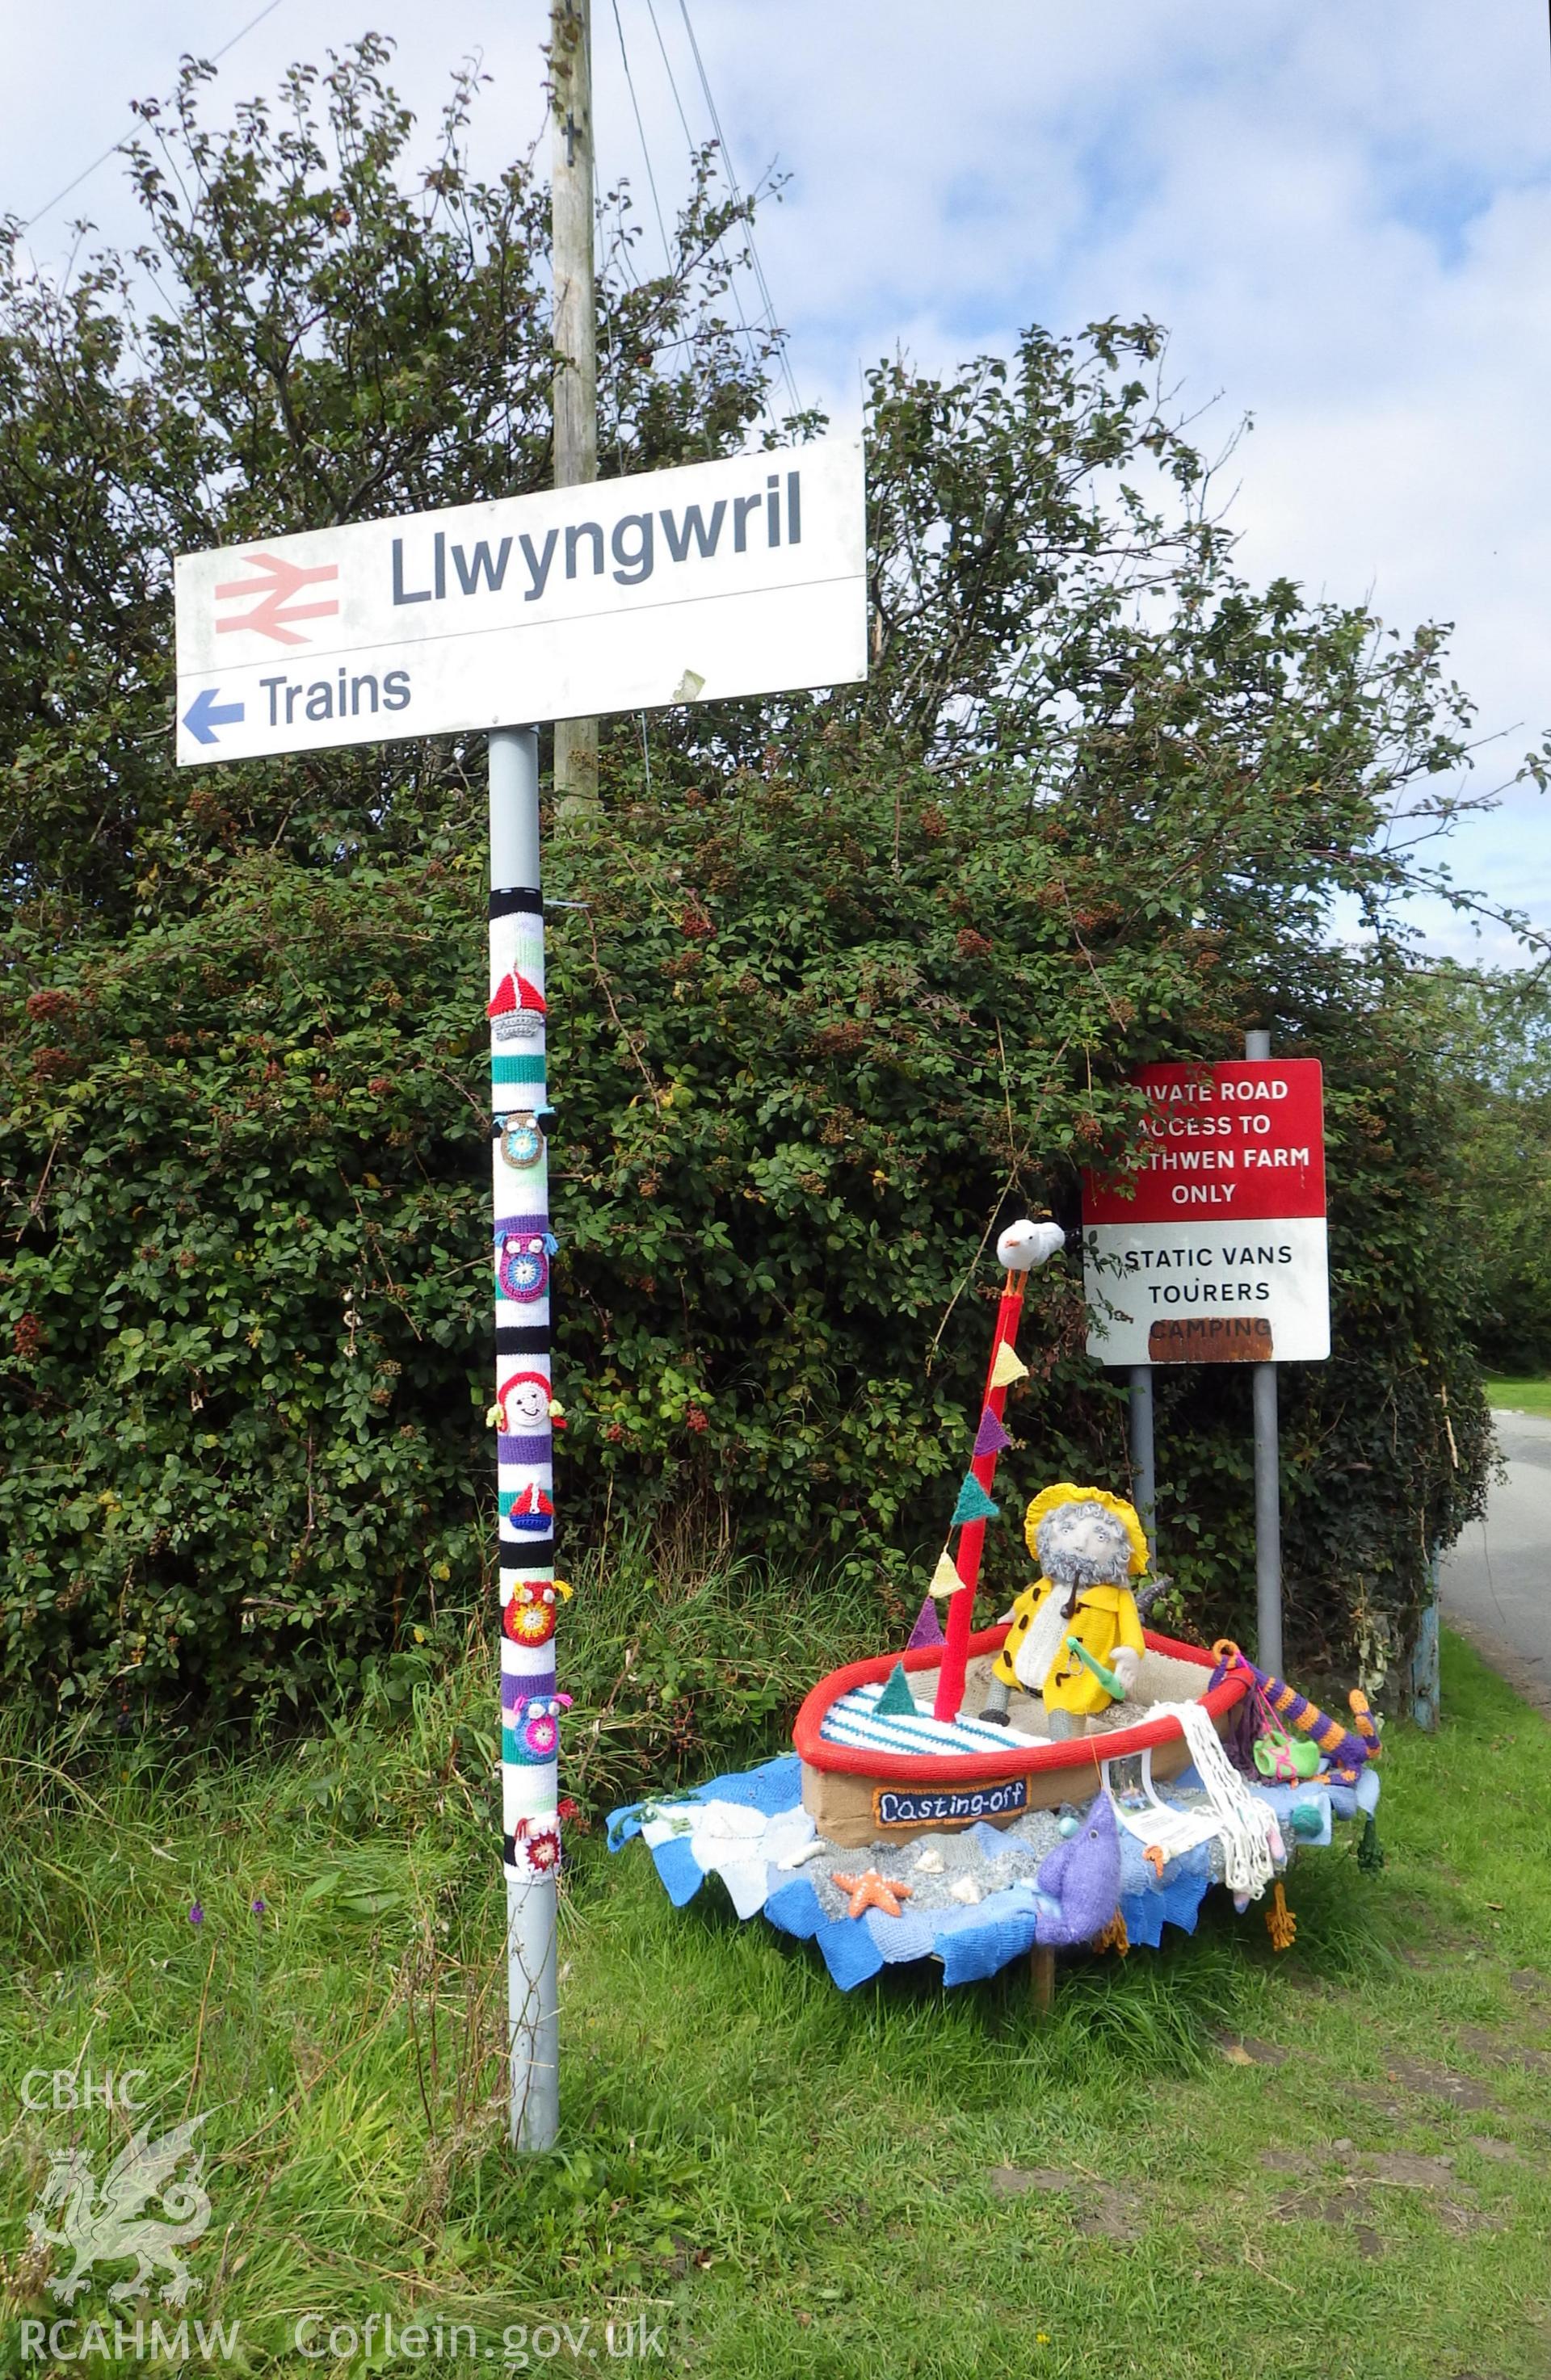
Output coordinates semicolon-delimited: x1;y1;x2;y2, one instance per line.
1244;1026;1284;1674
1128;1362;1156;1568
489;725;561;2151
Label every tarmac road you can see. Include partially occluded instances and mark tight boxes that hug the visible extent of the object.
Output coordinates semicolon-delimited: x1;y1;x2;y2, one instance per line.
1439;1408;1551;1718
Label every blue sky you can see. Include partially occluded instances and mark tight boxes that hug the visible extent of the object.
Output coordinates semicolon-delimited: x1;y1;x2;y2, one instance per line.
12;0;1550;963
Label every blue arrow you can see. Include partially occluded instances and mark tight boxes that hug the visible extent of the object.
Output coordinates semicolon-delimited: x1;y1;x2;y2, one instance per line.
183;686;245;746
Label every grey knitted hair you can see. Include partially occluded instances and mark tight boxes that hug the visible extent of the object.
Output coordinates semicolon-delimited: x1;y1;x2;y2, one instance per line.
1036;1497;1135;1602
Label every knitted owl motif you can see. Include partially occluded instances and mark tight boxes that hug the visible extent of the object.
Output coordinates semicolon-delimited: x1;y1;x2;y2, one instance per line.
498;1113;546;1170
502;1580;571;1647
497;1232;551;1303
510;1694;572;1761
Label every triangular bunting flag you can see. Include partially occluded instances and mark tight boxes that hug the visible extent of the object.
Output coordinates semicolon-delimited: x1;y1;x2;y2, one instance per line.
927;1550;963;1601
950;1472;999;1527
973;1404;1012;1459
875;1662;918;1718
989;1340;1028;1390
907;1596;946;1647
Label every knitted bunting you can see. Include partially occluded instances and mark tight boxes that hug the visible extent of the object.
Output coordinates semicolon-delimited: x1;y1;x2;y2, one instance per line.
949;1473;999;1528
927;1550;963;1600
874;1662;918;1719
989;1340;1028;1390
972;1404;1012;1459
906;1596;945;1648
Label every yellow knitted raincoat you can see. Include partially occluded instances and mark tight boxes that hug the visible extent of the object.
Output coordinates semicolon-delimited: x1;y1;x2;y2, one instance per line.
991;1484;1149;1717
992;1578;1146;1716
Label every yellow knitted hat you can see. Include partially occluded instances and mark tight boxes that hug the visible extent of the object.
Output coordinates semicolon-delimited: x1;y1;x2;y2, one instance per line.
1023;1483;1148;1575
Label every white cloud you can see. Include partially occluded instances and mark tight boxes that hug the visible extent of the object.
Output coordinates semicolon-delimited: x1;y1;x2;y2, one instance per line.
11;0;1549;954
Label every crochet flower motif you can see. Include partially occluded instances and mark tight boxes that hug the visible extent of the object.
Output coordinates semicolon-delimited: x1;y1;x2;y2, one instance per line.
517;1823;561;1876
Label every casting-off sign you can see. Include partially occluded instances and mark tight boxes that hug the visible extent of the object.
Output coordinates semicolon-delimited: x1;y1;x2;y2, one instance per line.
173;438;866;765
1082;1060;1330;1365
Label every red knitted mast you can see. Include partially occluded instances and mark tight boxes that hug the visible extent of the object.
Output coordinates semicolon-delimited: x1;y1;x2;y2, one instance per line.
932;1270;1028;1723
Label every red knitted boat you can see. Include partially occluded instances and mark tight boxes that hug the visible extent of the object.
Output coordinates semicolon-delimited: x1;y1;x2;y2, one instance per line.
795;1620;1249;1849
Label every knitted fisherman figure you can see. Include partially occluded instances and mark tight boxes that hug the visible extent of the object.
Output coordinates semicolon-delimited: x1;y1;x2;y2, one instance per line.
981;1485;1148;1737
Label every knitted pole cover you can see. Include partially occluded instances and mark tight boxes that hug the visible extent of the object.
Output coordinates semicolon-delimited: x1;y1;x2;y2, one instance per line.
490;889;564;1887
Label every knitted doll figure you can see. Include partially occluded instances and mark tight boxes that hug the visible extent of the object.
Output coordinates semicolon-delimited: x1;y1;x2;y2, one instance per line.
980;1485;1147;1737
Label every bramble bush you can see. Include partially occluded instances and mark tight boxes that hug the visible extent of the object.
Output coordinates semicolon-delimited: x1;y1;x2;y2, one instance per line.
0;41;1511;1723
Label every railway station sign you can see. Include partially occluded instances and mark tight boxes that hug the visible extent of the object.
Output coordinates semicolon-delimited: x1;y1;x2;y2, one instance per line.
174;437;866;765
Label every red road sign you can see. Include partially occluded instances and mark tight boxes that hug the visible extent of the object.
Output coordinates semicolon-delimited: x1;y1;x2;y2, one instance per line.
1082;1060;1329;1365
1084;1060;1326;1224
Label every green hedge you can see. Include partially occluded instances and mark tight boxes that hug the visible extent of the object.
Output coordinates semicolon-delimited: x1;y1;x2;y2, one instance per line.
0;43;1498;1721
0;760;1490;1718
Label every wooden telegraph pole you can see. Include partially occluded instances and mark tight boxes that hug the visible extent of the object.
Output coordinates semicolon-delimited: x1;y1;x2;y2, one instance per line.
549;0;600;815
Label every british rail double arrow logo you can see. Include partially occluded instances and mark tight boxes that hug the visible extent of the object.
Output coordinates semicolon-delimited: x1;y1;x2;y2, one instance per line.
214;551;340;648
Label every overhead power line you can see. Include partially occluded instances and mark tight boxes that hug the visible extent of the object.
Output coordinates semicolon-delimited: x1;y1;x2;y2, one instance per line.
609;0;675;271
675;0;803;421
20;0;286;233
639;0;803;423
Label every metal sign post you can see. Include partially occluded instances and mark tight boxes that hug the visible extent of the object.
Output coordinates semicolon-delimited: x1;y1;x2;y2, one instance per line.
1243;1027;1284;1674
486;728;562;2148
1128;1362;1156;1569
174;438;868;2155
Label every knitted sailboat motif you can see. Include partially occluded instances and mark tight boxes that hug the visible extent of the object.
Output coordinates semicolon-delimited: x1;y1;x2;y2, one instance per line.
488;970;547;1043
506;1484;556;1532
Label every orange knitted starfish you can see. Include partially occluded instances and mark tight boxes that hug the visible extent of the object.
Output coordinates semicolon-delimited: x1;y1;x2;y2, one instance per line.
831;1868;914;1920
1142;1845;1167;1879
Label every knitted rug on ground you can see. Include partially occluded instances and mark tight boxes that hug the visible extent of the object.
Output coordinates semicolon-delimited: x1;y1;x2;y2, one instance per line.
606;1753;1380;1992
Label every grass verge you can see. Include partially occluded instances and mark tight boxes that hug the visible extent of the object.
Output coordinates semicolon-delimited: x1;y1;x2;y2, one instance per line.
0;1631;1549;2378
1485;1376;1551;1420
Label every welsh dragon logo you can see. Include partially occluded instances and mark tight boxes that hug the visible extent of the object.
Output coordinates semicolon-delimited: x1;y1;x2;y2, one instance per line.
28;2115;211;2307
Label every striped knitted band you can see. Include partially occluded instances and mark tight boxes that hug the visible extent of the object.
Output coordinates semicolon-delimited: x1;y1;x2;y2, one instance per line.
501;1669;557;1710
499;1535;556;1569
498;1432;552;1465
494;1211;550;1239
496;1324;550;1358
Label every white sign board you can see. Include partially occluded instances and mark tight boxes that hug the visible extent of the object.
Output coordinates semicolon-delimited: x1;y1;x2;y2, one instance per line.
1082;1060;1330;1366
174;438;865;763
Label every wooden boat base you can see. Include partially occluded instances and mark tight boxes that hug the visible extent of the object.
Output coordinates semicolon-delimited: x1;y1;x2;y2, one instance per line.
801;1727;1204;1848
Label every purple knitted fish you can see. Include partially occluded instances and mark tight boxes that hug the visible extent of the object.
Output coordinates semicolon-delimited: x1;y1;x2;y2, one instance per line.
1033;1789;1121;1947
